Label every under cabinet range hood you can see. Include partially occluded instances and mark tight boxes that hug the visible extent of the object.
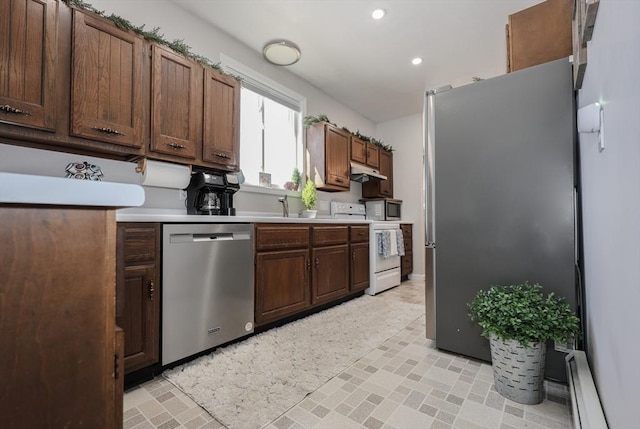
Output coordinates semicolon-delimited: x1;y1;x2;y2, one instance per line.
350;162;387;182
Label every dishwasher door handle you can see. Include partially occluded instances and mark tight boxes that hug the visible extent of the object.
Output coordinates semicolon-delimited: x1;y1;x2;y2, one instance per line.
170;233;251;243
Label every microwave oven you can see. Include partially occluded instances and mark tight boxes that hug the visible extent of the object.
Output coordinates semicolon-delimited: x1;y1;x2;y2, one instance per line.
364;199;402;221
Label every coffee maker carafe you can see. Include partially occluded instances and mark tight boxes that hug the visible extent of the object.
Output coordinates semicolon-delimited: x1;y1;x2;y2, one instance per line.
185;170;239;215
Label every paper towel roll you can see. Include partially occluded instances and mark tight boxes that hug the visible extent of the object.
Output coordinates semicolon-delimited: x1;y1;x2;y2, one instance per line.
140;160;191;189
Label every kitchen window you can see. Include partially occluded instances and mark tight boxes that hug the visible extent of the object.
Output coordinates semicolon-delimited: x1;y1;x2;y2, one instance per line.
221;55;305;190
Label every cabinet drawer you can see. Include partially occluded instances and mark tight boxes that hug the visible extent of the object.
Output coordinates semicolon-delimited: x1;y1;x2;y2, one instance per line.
255;225;309;251
400;223;412;236
118;225;159;264
349;225;369;243
312;226;349;247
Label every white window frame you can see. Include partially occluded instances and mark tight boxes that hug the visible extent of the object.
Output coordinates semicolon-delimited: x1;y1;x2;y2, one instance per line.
220;54;306;196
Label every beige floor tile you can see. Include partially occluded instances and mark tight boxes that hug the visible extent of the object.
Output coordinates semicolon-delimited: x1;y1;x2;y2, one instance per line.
386;403;435;428
458;399;503;428
124;387;155;410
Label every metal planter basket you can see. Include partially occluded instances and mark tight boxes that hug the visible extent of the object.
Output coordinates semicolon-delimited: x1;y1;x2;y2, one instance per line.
490;334;546;405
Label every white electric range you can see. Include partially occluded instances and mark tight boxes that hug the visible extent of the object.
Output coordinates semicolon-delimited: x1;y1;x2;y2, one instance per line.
330;202;402;295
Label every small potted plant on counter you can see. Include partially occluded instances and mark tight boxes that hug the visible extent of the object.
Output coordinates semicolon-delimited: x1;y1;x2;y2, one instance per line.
299;179;317;218
291;167;301;191
468;281;580;405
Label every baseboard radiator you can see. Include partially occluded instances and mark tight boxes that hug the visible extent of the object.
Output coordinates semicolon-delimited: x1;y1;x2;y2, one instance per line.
565;351;608;429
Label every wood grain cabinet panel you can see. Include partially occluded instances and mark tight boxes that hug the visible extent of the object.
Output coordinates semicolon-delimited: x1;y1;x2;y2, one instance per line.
0;0;57;131
0;206;121;428
255;224;310;251
350;135;380;169
116;223;160;374
307;122;350;191
350;241;370;292
507;0;573;72
400;223;413;278
362;149;393;198
312;244;350;305
70;9;144;148
202;68;240;171
150;44;198;159
255;248;310;325
312;225;349;247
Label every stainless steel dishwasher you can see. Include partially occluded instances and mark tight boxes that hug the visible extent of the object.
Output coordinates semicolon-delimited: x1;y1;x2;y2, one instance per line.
162;223;254;366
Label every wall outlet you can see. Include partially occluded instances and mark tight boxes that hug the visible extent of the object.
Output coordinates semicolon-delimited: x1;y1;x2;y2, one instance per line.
179;189;187;200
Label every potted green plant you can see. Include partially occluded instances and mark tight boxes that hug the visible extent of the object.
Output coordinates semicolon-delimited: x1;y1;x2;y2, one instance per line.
299;179;317;218
468;281;580;404
291;167;301;191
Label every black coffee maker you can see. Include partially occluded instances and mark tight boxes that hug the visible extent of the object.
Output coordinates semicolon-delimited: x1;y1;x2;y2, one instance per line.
185;170;240;215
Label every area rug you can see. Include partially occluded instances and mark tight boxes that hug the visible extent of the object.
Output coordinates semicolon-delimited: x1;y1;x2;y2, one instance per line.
163;294;424;429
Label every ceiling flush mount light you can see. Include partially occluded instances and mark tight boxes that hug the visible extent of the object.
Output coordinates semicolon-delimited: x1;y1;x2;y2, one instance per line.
372;9;386;20
412;57;423;65
263;40;301;66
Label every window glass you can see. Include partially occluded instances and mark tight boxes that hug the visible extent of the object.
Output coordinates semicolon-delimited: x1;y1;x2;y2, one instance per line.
239;88;302;188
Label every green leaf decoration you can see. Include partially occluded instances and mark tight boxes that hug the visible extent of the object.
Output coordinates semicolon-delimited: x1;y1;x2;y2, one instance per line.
468;281;581;347
62;0;237;80
303;114;393;152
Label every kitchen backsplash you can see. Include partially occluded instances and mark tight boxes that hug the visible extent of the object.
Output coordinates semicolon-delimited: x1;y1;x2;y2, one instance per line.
0;143;363;215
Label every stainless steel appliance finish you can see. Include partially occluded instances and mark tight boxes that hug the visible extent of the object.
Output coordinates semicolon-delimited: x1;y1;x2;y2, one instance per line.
364;199;402;221
350;161;387;182
162;223;254;366
424;58;577;381
330;201;366;219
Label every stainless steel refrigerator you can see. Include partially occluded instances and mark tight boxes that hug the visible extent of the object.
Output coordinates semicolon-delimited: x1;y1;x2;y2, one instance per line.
424;58;577;382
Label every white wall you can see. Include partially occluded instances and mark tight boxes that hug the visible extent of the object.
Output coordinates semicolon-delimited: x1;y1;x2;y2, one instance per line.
576;1;640;428
376;114;425;277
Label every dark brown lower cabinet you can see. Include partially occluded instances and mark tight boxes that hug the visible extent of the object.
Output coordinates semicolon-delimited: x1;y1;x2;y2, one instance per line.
255;248;311;325
400;223;413;278
350;241;370;291
0;206;122;429
116;223;160;374
312;244;350;305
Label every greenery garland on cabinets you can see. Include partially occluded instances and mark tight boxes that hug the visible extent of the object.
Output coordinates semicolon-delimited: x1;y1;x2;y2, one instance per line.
302;114;394;153
61;0;241;82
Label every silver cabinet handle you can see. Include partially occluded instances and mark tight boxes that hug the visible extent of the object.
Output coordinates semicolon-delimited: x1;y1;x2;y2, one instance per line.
166;142;187;150
0;104;31;116
214;152;231;159
148;280;155;301
92;126;125;136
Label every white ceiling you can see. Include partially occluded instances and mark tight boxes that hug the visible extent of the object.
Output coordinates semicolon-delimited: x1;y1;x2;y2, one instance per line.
171;0;542;123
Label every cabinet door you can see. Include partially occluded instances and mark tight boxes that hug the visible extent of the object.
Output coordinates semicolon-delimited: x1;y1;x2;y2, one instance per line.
507;0;573;72
116;224;160;374
117;264;158;373
365;142;380;169
203;68;239;170
350;135;366;165
256;248;310;325
0;0;57;131
350;242;370;292
150;45;197;159
379;150;393;197
325;126;350;189
0;207;117;428
362;149;393;198
312;244;349;305
70;10;144;147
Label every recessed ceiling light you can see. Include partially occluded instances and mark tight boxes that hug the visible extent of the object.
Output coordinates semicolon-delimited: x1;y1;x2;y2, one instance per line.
263;40;301;66
372;9;386;20
412;57;423;65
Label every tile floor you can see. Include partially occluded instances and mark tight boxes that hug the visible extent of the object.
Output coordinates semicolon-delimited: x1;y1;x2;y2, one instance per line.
123;280;572;429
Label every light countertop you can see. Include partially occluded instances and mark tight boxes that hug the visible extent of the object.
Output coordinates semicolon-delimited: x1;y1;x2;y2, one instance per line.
0;172;145;207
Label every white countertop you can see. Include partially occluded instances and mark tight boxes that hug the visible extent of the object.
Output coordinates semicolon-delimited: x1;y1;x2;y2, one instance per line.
116;209;372;224
0;172;145;207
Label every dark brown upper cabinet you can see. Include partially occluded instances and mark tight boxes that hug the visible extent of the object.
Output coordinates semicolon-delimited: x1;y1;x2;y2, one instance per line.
202;68;240;171
307;122;350;191
70;9;144;148
350;135;380;170
0;0;57;131
150;44;198;159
